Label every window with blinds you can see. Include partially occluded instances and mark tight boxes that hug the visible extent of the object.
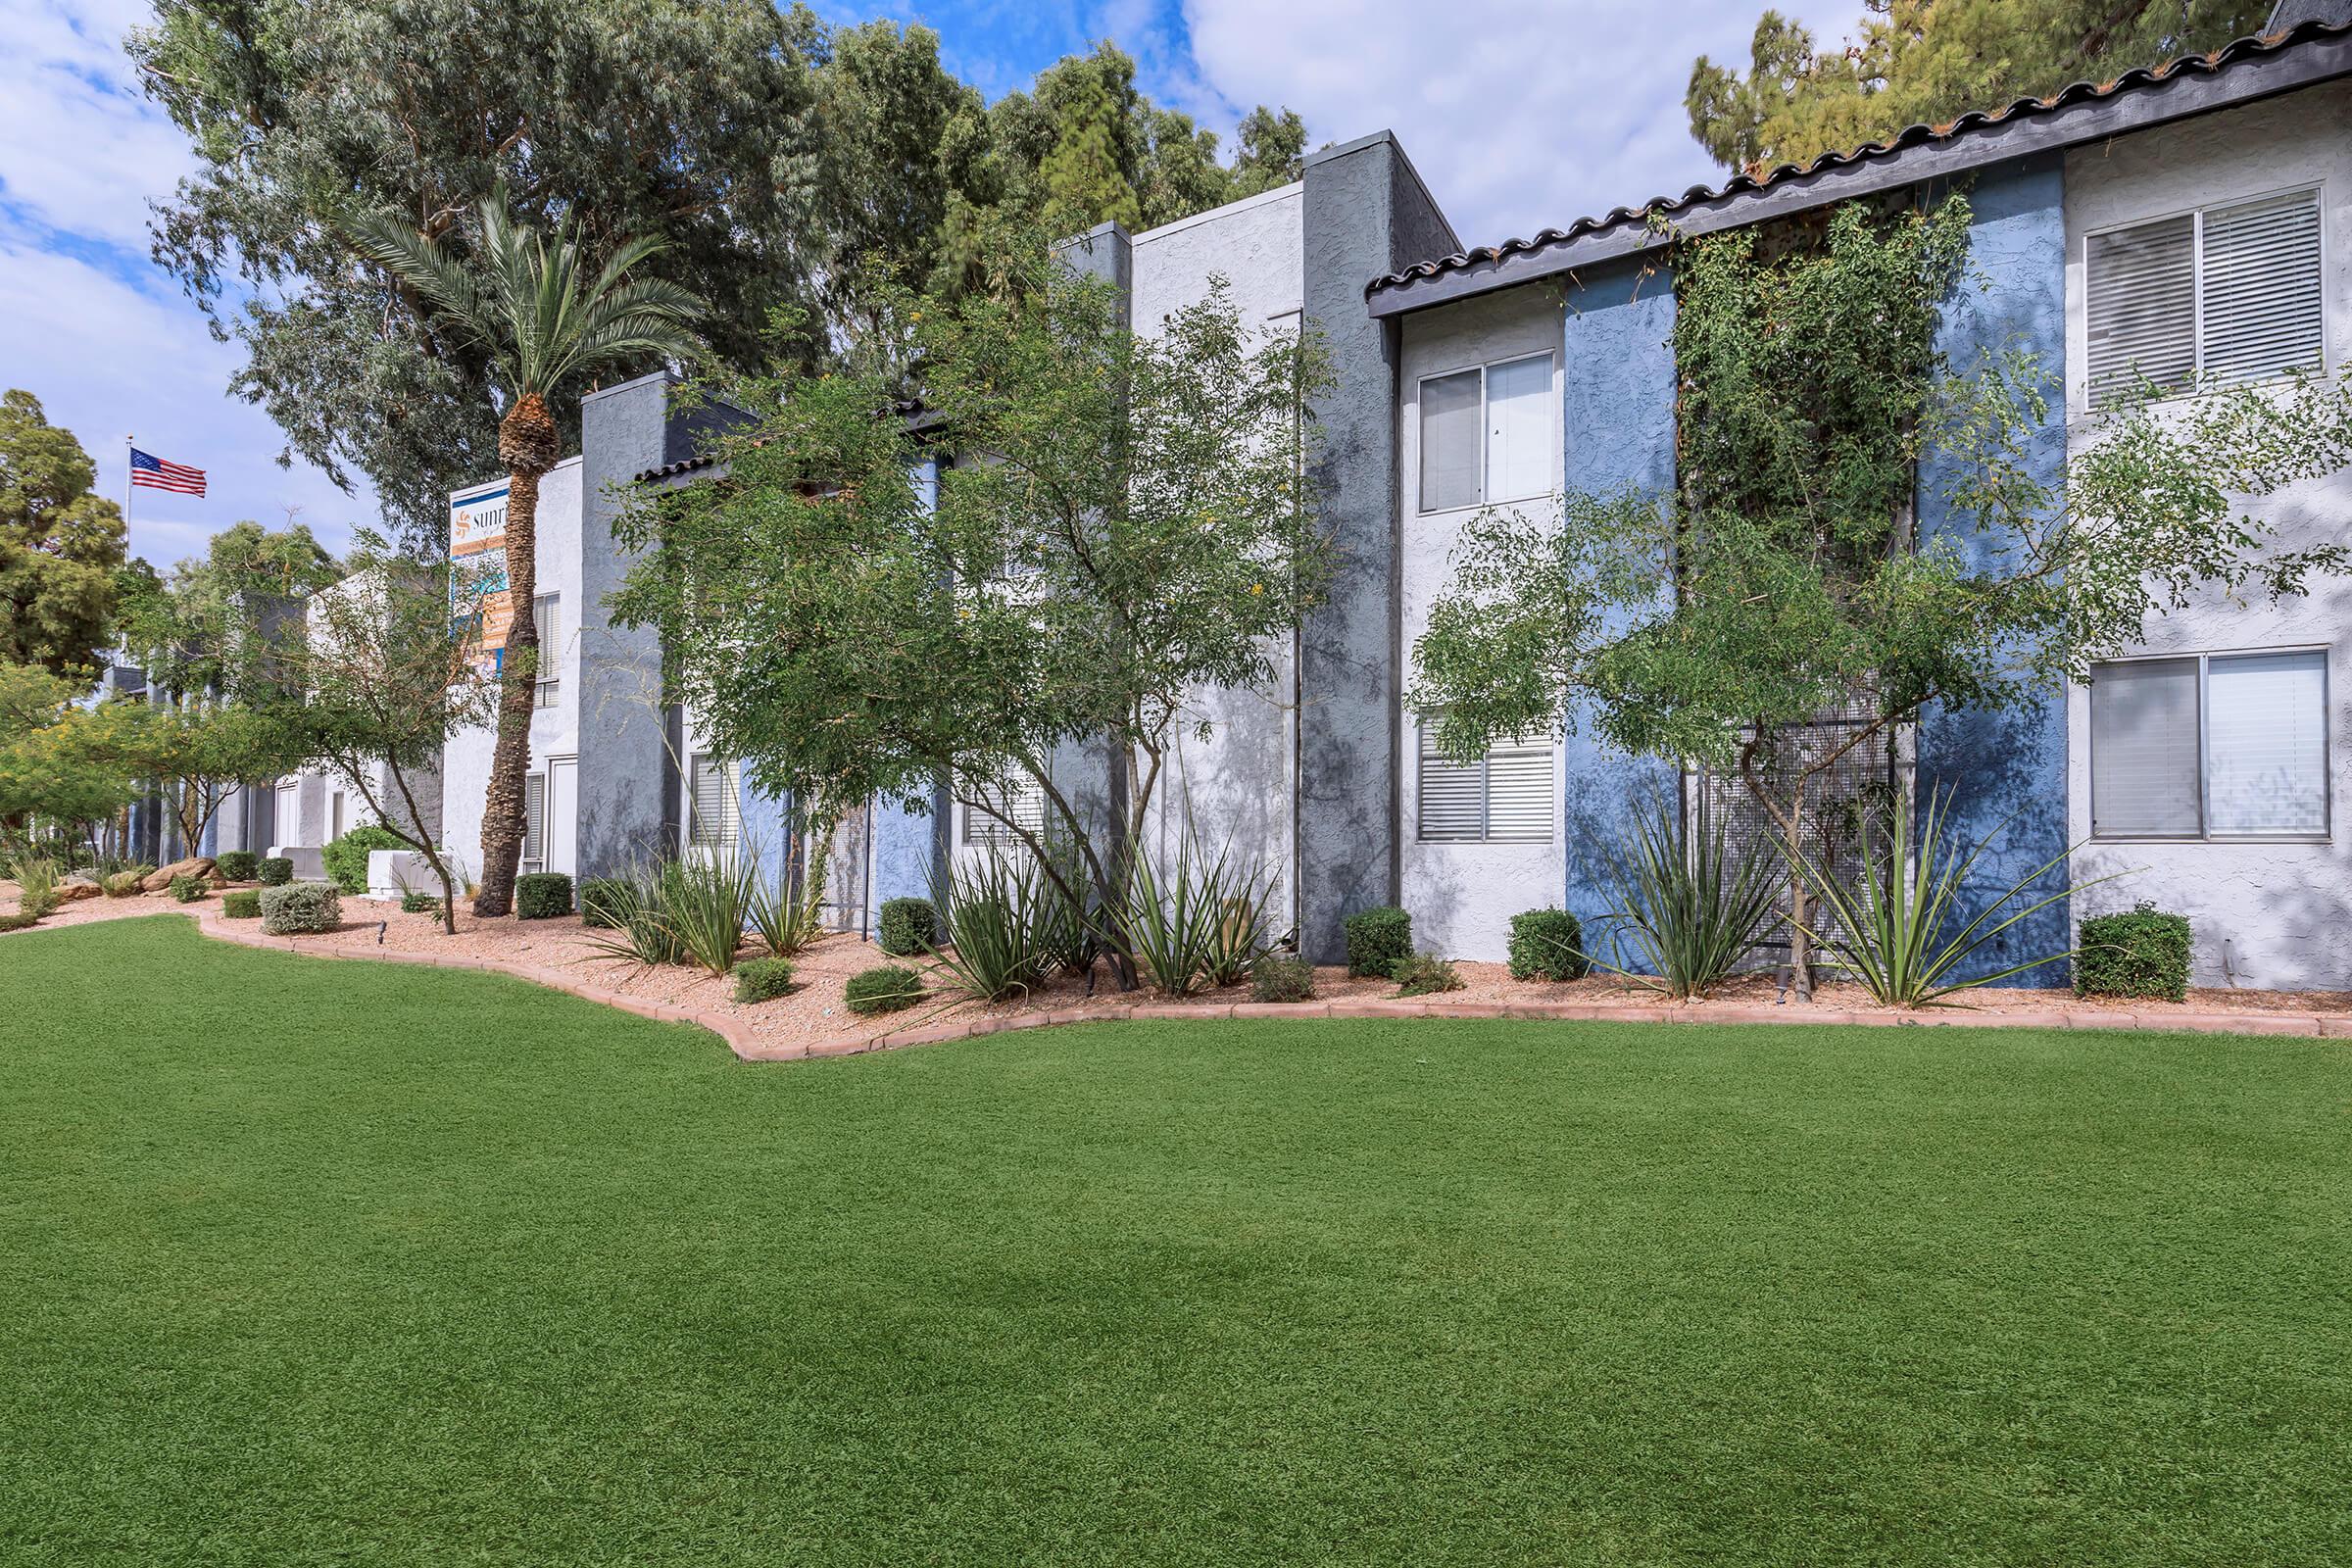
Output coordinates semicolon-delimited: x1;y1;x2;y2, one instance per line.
1418;723;1554;843
2086;189;2324;409
964;775;1048;845
2089;650;2329;839
531;594;560;710
1418;352;1555;513
687;754;741;850
521;772;546;873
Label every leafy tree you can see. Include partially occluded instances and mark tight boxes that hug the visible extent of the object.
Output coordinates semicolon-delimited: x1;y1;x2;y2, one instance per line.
114;520;343;699
276;536;499;932
611;243;1332;990
1409;196;2352;989
0;391;126;675
87;698;305;859
1689;1;2268;174
133;0;828;547
0;662;139;844
350;191;702;918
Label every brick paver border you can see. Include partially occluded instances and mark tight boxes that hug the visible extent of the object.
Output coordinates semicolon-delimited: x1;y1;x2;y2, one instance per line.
170;908;2350;1061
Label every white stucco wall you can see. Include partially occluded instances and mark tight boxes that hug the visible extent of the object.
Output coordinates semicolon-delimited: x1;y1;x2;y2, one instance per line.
1396;283;1571;961
441;456;585;886
2062;80;2352;989
1130;183;1307;931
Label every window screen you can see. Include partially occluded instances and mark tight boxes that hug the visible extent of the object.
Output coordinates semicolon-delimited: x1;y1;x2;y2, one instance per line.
1419;368;1483;512
965;776;1047;845
2206;651;2328;835
2201;190;2325;388
2087;215;2195;407
2090;659;2202;837
688;755;741;850
1418;722;1553;843
1484;354;1553;503
522;772;546;872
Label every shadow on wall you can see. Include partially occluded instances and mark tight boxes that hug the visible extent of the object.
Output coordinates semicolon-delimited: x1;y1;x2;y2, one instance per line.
1919;696;2071;986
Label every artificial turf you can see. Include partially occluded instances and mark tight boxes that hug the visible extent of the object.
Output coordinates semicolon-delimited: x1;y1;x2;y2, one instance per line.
5;914;2349;1566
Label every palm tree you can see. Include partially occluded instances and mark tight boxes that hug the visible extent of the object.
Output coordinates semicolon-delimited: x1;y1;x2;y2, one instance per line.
351;191;701;916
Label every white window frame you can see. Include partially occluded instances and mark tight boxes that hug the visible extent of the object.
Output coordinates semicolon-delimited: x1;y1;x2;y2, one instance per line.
1416;350;1557;514
686;753;742;854
520;770;547;876
1415;718;1555;845
2082;183;2328;411
531;592;561;710
2087;646;2332;843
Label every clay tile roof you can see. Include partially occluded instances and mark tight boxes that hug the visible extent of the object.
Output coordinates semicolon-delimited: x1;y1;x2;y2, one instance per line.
1366;17;2352;303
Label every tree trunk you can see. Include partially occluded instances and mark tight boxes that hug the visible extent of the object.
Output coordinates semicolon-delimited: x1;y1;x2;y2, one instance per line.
473;392;557;918
1785;785;1814;1001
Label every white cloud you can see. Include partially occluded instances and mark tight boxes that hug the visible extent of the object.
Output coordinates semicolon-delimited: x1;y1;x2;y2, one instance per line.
1179;0;1850;249
0;0;190;249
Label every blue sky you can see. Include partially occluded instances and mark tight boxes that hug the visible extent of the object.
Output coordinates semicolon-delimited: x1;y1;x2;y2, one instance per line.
0;0;1847;568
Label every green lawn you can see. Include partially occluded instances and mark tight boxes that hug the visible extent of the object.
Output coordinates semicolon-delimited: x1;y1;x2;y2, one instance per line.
5;915;2349;1566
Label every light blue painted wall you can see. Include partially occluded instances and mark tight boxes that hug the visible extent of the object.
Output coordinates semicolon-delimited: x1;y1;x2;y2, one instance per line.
864;456;949;930
1557;259;1680;963
1916;153;2072;984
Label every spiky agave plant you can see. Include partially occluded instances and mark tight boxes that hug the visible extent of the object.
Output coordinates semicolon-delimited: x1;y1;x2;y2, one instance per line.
1593;795;1782;999
1786;787;2102;1006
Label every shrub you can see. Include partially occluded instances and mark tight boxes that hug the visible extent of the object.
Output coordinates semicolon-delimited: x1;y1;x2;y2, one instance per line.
845;964;924;1015
1508;908;1591;982
2077;903;2192;1003
930;854;1047;1001
732;956;797;1004
660;857;758;973
259;881;341;935
1120;837;1276;997
1595;796;1779;1000
1250;953;1316;1003
258;856;295;886
1393;952;1465;997
1344;906;1412;978
222;889;263;919
13;855;60;917
515;871;574;920
215;851;259;882
400;890;439;913
878;896;938;956
104;864;155;897
169;873;209;904
749;863;826;956
579;876;629;929
321;825;405;893
0;910;37;932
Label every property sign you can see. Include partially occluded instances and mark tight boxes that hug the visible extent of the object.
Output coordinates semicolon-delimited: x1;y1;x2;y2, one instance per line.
450;481;512;675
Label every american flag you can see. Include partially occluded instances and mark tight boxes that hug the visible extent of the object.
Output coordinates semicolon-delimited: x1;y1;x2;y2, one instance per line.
129;448;206;497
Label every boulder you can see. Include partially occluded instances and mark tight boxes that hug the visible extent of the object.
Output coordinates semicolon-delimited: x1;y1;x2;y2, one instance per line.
56;879;101;904
142;856;216;893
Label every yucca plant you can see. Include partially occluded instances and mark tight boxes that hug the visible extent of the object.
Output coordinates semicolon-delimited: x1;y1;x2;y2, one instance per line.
1023;836;1102;979
1114;835;1276;997
1594;796;1782;999
580;858;687;968
11;855;62;917
930;849;1050;1002
1787;788;2098;1007
658;855;760;975
747;853;828;957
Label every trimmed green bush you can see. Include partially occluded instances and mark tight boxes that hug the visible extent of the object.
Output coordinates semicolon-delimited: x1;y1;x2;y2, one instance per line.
260;881;342;936
2077;903;2191;1003
258;857;295;886
222;890;263;919
845;964;924;1015
0;910;38;932
168;874;209;904
215;851;259;883
515;871;574;920
1393;952;1465;997
732;956;797;1004
1507;907;1590;982
400;890;439;913
878;897;938;956
1344;906;1412;978
1250;953;1316;1004
321;825;405;893
579;876;629;930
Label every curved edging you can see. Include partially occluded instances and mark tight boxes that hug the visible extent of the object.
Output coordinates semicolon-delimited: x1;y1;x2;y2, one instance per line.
180;910;2347;1060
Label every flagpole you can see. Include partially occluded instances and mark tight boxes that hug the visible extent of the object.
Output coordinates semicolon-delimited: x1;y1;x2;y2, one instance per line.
123;435;133;541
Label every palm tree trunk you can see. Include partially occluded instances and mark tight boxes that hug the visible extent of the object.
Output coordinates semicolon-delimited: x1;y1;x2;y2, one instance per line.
473;393;556;917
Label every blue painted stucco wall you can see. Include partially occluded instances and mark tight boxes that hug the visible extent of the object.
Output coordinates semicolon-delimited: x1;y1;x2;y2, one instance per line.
1558;258;1681;962
1916;153;2072;984
864;456;950;931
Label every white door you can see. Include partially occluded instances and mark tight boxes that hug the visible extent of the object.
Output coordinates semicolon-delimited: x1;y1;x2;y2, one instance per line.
547;757;578;876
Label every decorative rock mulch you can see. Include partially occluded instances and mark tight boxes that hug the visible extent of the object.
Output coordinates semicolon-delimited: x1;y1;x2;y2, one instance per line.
7;890;2347;1058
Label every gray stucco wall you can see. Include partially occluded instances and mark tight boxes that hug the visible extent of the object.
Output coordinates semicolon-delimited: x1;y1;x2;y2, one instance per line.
1298;131;1457;962
1555;260;1682;963
1916;154;2073;986
2062;81;2352;988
